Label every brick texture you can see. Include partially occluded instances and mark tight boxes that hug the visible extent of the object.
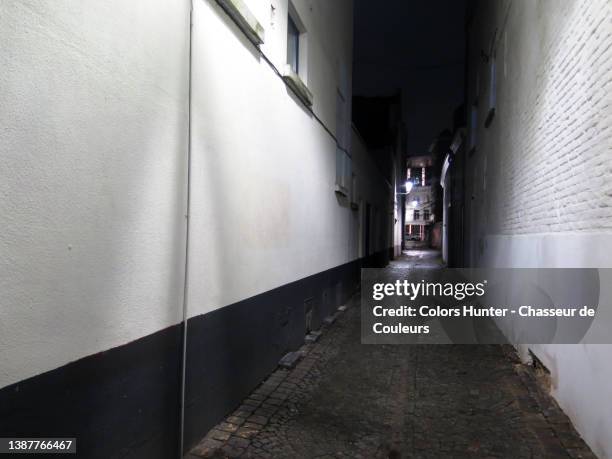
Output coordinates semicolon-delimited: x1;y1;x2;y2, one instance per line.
467;0;612;237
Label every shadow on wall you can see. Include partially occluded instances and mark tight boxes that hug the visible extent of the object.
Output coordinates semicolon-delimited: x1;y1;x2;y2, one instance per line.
182;252;379;451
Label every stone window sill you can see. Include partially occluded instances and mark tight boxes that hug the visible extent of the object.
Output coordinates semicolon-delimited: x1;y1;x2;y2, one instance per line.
216;0;265;45
282;66;314;107
334;184;349;197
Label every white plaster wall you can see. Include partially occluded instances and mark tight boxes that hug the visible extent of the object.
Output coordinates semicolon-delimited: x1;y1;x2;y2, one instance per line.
254;0;354;129
0;0;190;389
0;0;391;398
466;0;612;456
187;0;389;318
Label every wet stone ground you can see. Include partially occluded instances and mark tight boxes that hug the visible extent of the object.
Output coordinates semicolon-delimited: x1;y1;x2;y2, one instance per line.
187;252;597;459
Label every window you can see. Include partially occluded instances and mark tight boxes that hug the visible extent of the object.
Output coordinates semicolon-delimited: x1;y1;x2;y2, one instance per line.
335;149;351;196
484;52;496;127
413;210;420;221
336;89;349;149
469;104;478;154
423;209;430;221
484;32;497;128
409;168;420;186
335;88;351;197
281;4;312;106
287;15;299;74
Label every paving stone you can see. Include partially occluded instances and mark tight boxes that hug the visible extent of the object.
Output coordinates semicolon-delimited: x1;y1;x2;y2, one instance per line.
243;422;265;429
217;422;239;433
259;382;279;392
226;416;246;425
208;429;231;441
247;414;268;425
220;444;244;458
236;404;256;414
254;406;277;417
270;388;289;397
190;438;223;458
305;332;321;343
235;426;260;439
232;410;252;419
228;436;250;448
264;397;283;406
189;255;596;458
278;351;302;369
243;399;261;408
323;314;338;325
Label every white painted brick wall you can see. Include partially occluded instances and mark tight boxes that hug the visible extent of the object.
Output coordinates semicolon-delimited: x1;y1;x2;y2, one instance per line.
466;2;612;457
467;0;612;245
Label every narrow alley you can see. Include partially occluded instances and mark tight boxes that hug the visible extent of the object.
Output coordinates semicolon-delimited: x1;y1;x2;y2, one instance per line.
2;0;611;458
188;252;594;459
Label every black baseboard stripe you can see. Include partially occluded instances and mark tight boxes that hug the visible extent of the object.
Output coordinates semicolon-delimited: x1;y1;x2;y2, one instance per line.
0;249;390;458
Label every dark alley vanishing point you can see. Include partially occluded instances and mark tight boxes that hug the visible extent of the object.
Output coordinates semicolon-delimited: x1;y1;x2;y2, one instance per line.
187;252;596;459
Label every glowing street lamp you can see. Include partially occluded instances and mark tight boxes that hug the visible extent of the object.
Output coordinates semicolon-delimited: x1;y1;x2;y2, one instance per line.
404;181;413;193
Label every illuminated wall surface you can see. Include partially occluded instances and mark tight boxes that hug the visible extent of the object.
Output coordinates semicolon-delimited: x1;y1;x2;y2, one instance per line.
1;0;611;457
0;0;394;456
465;0;612;457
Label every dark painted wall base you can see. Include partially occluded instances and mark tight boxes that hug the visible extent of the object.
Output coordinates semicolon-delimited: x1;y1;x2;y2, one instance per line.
0;249;390;459
0;326;183;459
183;249;390;450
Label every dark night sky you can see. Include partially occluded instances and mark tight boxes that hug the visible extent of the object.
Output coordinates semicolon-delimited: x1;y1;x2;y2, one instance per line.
353;0;467;155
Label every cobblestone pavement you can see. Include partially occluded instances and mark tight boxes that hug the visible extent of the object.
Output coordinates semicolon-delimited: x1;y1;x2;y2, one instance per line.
188;251;597;459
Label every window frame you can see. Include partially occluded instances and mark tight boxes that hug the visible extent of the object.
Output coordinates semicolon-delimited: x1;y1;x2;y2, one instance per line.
287;14;300;74
281;2;312;106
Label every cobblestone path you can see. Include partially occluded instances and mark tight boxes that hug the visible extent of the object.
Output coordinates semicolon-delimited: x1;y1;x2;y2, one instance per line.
188;252;596;459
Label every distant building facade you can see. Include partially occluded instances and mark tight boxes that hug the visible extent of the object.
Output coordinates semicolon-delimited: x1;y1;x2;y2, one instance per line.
352;92;407;257
404;156;436;244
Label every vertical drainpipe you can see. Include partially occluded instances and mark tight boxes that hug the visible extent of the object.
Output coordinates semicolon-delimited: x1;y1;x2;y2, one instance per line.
180;0;194;457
